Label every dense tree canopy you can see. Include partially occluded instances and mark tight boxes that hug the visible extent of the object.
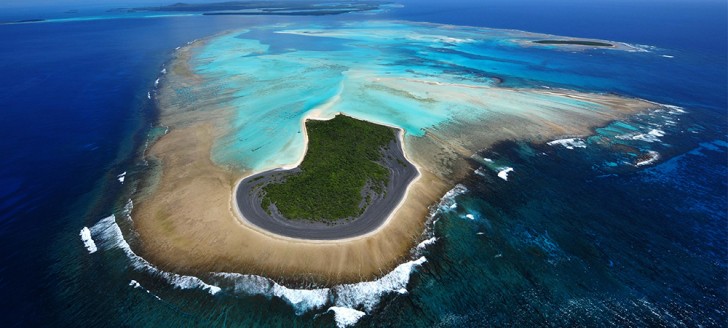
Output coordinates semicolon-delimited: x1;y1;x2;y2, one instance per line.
261;115;395;221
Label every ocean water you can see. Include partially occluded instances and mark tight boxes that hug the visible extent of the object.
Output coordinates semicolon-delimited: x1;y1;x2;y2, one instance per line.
0;1;726;327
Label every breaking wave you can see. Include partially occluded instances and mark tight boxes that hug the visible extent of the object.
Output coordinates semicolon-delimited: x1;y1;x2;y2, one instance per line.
87;214;221;295
433;184;468;213
129;280;162;301
207;256;427;324
117;171;126;184
497;167;514;181
209;272;330;315
327;306;366;328
547;137;587;149
81;183;463;326
79;227;97;253
618;129;665;143
416;237;437;250
635;151;660;167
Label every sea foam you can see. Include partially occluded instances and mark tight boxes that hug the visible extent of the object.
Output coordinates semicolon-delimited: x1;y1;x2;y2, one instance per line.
84;183;447;326
474;167;487;177
117;171;126;184
416;237;437;251
129;279;162;300
327;306;366;328
663;104;686;114
332;256;427;312
497;167;514;181
79;227;97;253
635;151;660;166
547;138;587;149
210;256;428;322
211;272;330;315
435;184;468;212
633;129;665;142
86;209;431;327
88;214;221;295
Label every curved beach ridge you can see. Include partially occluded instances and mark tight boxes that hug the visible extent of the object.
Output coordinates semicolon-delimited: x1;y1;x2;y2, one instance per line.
131;22;663;285
234;115;421;240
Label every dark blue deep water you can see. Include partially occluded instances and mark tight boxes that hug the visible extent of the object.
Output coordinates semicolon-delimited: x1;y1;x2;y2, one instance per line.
0;1;725;327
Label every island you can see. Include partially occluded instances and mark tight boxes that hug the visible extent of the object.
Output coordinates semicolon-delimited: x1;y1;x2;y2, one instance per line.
533;39;614;47
131;21;663;285
235;115;418;239
125;1;389;16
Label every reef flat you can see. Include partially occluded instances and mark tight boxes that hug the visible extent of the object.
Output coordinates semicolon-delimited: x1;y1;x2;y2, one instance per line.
132;21;663;285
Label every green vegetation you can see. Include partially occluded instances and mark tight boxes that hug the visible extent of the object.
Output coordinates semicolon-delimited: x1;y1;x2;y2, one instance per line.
533;40;613;47
261;115;395;221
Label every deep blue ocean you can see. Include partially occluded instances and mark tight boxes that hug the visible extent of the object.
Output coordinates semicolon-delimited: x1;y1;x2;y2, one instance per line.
0;1;726;326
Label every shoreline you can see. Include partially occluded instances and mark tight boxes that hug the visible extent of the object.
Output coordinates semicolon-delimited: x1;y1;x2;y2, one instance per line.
232;124;421;241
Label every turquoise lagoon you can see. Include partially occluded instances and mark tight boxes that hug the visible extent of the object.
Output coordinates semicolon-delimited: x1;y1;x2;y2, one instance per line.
177;21;652;174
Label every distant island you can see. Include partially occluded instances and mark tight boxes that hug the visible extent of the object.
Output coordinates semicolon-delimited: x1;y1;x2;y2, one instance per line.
235;115;418;239
124;1;390;16
0;0;389;25
0;18;46;25
533;40;614;47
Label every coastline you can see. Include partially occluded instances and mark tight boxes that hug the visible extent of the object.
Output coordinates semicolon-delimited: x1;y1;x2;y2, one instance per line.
129;24;664;286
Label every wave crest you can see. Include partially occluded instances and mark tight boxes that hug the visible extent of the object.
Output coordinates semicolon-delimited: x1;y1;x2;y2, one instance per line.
82;184;461;325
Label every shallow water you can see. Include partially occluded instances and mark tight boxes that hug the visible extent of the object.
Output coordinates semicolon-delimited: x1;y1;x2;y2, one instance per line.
183;21;697;174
